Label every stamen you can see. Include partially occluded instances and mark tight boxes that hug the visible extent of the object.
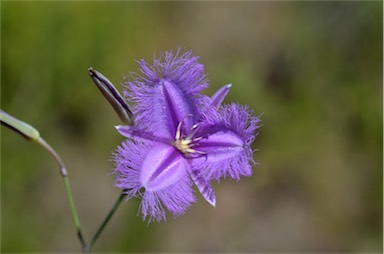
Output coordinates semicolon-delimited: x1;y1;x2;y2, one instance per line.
186;148;206;155
175;121;182;140
186;123;200;140
173;115;207;157
175;114;193;140
192;136;204;142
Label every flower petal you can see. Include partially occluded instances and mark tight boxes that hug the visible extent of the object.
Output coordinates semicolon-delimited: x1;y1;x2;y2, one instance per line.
193;103;261;180
114;141;195;222
161;79;198;136
113;140;150;197
195;130;244;162
210;84;232;108
124;49;208;137
140;145;187;191
190;169;216;207
140;145;196;221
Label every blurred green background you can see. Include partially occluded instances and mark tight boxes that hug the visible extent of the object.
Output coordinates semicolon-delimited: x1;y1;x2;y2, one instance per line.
1;1;382;253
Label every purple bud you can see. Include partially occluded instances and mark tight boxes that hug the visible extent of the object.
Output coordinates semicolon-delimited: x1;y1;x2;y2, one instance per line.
88;67;133;124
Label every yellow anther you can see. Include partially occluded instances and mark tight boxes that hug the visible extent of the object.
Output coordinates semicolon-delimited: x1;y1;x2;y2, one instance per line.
173;116;206;157
173;138;192;154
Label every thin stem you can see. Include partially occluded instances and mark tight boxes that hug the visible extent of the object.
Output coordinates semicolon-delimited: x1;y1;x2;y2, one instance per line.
86;191;126;253
36;137;67;177
63;177;87;251
36;137;87;252
2;111;127;252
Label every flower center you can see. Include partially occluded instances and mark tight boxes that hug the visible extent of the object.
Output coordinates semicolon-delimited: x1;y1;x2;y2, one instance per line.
172;117;206;157
173;138;193;155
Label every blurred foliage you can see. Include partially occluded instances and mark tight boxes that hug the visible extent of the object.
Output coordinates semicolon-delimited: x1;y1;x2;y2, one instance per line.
1;1;382;253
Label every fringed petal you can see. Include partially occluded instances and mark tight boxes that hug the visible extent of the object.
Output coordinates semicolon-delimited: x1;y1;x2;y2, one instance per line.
140;145;196;222
114;141;195;222
113;140;149;198
141;173;196;222
193;103;261;181
124;49;208;137
140;145;187;191
190;169;216;207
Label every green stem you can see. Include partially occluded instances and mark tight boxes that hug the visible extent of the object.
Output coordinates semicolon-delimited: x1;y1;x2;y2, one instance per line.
1;111;127;252
36;137;87;252
64;177;87;251
85;191;126;253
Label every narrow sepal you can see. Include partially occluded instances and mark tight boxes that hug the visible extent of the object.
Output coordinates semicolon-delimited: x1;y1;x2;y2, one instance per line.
210;84;232;108
190;169;216;207
115;125;169;144
88;67;133;124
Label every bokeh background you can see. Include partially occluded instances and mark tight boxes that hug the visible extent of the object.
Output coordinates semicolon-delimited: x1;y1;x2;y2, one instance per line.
1;1;382;253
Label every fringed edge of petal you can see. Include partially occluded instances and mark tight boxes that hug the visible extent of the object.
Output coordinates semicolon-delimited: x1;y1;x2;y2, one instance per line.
122;49;209;131
113;140;149;197
124;49;208;102
140;170;196;222
198;103;262;181
113;139;196;222
128;49;208;95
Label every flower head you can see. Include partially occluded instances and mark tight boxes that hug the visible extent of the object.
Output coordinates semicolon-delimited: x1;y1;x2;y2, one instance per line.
114;49;261;222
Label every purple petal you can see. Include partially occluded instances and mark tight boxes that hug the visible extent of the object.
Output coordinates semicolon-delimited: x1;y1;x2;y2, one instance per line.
114;141;196;222
210;84;232;108
190;169;216;207
124;49;208;137
140;174;196;222
193;103;261;180
160;50;207;95
113;140;150;197
140;145;196;221
140;145;187;191
161;79;198;136
195;130;244;162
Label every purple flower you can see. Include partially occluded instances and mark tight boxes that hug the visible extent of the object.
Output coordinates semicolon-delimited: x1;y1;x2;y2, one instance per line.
113;50;261;222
